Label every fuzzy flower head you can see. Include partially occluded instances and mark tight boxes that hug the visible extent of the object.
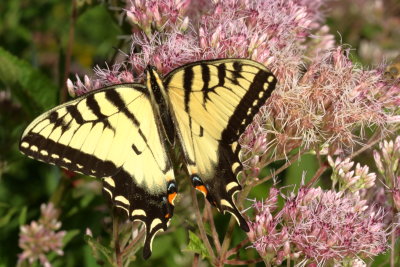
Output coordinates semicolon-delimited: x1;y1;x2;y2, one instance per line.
18;203;66;267
282;187;387;265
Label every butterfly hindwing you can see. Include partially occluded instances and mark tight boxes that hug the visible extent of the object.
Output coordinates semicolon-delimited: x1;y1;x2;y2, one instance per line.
19;84;177;259
164;59;277;230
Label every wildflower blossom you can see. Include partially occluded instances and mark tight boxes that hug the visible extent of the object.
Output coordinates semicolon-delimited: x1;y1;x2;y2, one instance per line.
247;188;291;265
328;156;376;192
248;186;387;265
374;136;400;211
18;203;66;267
125;0;190;37
284;187;387;264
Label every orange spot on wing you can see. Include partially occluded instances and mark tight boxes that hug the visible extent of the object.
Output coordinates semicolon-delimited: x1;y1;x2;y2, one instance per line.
168;192;177;205
165;213;171;218
195;185;208;196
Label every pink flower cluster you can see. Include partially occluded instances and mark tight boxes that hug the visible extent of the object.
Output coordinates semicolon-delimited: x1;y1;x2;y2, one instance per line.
248;187;387;265
18;203;66;267
374;136;400;211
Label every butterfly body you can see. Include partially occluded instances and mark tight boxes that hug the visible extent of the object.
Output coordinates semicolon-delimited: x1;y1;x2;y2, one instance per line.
19;58;277;258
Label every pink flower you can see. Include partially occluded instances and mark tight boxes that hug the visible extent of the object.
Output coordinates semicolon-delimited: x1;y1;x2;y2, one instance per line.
283;187;387;264
18;203;66;267
248;187;387;265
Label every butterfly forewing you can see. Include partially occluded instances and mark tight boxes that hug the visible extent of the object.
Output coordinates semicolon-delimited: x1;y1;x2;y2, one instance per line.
20;84;177;259
165;59;277;230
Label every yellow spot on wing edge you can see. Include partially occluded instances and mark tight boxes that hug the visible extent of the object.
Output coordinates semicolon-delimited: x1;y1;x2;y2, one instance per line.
132;209;146;217
226;181;238;192
31;145;38;152
51;154;59;159
149;228;164;253
40;150;48;156
150;218;162;233
267;76;274;82
225;210;241;226
231;162;241;173
115;205;129;215
104;177;115;187
103;187;113;197
21;142;29;148
221;199;233;209
115;195;130;205
231;141;238;152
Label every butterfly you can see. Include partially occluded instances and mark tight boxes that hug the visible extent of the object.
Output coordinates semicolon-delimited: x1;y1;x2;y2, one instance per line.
19;58;277;259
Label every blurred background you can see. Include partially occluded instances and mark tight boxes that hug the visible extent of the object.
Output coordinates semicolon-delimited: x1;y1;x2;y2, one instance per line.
0;0;399;266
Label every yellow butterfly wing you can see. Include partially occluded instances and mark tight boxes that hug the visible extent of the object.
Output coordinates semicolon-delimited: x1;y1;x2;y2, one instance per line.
19;84;177;259
164;59;277;230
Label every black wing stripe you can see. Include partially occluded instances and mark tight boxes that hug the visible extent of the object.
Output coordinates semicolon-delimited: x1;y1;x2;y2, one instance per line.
105;89;141;126
66;105;85;124
183;67;194;112
86;94;113;130
221;69;276;144
217;63;226;87
21;132;118;177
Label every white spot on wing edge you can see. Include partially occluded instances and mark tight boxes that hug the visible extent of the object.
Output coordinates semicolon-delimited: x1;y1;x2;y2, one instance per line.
51;154;59;159
40;150;48;156
31;145;38;152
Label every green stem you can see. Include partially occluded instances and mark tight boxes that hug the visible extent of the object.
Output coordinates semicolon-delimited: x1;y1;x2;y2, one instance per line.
206;202;221;252
190;187;216;262
113;211;122;267
49;174;72;207
60;0;77;103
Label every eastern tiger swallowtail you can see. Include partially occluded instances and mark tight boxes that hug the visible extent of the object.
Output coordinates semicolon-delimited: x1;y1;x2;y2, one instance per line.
19;58;277;259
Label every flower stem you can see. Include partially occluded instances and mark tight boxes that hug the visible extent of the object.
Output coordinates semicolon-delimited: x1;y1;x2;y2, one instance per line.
254;150;305;187
60;0;77;103
206;202;221;252
390;216;396;267
112;212;122;267
190;186;216;262
305;161;328;187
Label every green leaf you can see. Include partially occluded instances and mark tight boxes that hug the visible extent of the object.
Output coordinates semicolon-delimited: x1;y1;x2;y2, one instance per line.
84;234;114;265
18;206;27;226
0;207;18;228
0;46;57;116
184;230;210;260
63;229;80;246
